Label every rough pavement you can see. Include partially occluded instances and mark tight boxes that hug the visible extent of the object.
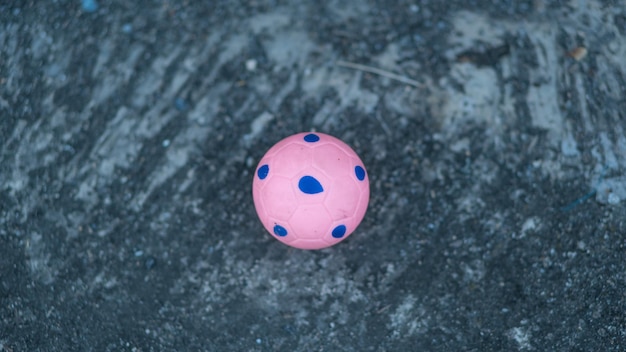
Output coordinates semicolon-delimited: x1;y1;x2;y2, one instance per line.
1;1;625;351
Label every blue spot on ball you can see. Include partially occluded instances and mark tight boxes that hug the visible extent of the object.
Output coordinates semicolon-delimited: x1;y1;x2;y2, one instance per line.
332;225;347;238
274;224;288;237
303;133;320;142
257;164;269;180
298;176;324;194
355;165;366;181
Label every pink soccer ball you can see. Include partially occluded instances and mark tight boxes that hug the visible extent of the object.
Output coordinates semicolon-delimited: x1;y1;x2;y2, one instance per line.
252;132;370;250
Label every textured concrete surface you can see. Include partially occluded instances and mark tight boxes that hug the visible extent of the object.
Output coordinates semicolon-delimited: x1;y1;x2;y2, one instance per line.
1;1;626;351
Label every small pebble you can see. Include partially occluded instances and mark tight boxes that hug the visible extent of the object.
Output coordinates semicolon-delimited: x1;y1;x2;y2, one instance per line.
245;59;257;71
607;193;620;205
568;47;588;61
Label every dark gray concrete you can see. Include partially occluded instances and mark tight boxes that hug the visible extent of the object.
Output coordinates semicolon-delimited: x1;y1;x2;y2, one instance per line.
1;1;625;351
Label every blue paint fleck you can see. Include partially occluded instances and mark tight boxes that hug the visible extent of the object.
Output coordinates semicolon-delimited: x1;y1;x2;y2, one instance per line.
122;23;133;33
355;166;366;181
273;225;288;237
332;225;346;238
144;256;156;270
303;133;320;142
174;97;189;111
81;0;98;12
257;164;269;179
298;176;323;194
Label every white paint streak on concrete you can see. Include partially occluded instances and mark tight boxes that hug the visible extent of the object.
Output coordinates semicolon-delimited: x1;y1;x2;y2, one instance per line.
243;111;275;145
600;132;619;170
526;25;564;143
437;11;513;138
130;46;182;109
92;37;116;78
131;85;226;209
440;8;626;199
266;30;315;69
508;326;532;350
440;63;502;131
6;118;54;194
388;295;429;338
447;11;509;54
249;11;291;34
268;72;298;111
91;107;140;179
90;44;145;106
303;67;379;122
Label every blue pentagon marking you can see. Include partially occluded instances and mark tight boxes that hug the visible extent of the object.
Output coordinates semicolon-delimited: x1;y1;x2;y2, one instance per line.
303;133;320;142
355;165;366;181
257;164;269;180
273;224;288;237
298;176;324;194
332;225;347;238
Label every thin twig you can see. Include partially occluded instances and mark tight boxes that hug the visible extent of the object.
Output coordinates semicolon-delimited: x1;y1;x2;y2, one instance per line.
336;60;423;88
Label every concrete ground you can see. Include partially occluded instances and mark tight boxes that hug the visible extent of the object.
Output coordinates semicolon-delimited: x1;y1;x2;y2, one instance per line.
1;0;625;351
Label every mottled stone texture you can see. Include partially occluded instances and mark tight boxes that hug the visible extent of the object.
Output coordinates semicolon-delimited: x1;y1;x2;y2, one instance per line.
1;1;625;351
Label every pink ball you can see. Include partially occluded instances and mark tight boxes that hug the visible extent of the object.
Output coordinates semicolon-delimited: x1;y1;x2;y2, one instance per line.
252;132;370;250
